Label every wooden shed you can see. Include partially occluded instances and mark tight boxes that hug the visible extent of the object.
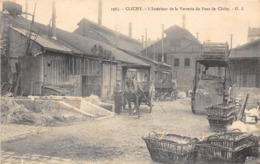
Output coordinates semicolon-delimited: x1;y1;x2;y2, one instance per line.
229;39;260;88
2;13;148;99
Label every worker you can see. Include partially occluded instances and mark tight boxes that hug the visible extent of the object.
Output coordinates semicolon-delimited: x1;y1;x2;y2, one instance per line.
149;80;155;105
113;82;123;114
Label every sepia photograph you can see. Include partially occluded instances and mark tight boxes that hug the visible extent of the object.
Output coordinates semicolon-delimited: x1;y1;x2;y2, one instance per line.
0;0;260;163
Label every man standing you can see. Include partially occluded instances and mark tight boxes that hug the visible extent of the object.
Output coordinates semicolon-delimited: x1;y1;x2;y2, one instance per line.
113;82;123;114
149;80;155;104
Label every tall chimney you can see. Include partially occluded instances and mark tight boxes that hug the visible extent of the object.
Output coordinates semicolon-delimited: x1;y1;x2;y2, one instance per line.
129;22;132;38
98;0;102;25
230;34;233;49
51;0;56;39
25;0;28;19
161;24;164;62
145;29;147;57
182;14;186;29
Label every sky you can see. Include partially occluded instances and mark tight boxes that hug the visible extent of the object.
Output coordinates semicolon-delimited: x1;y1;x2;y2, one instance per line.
4;0;260;48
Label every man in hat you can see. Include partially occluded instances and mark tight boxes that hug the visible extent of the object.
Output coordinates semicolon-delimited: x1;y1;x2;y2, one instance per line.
113;82;123;114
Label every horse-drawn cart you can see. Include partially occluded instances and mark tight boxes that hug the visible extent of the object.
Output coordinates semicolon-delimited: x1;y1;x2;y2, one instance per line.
154;82;177;101
121;64;153;117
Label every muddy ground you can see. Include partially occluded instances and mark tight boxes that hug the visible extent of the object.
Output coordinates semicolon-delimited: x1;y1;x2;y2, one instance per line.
1;98;259;163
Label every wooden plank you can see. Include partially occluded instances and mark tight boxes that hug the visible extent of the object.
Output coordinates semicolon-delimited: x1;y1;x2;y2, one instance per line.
68;57;71;75
72;57;74;75
61;57;63;82
54;56;57;84
58;58;60;82
62;57;66;82
51;56;53;85
87;59;89;74
66;58;69;81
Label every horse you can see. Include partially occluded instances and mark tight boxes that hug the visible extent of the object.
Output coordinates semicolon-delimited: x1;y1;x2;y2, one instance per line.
123;75;144;118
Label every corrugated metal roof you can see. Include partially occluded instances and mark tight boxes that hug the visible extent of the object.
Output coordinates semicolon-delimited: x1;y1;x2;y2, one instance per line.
74;18;143;54
95;30;143;54
5;14;148;66
229;39;260;59
10;27;83;54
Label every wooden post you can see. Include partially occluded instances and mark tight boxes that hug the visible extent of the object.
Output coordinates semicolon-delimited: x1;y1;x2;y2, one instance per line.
237;94;249;121
83;58;86;74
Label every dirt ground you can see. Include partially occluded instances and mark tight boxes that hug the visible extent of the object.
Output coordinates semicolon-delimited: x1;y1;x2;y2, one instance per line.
1;98;259;164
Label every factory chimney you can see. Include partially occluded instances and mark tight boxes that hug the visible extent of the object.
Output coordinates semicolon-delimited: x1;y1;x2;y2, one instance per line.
129;22;132;38
230;34;233;49
51;0;56;39
161;24;164;62
98;0;102;25
25;0;28;19
182;14;186;29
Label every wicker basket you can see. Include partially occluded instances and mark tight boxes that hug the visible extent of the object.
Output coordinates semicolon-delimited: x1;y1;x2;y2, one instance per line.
204;132;252;149
142;134;198;163
206;104;236;117
248;135;260;157
207;115;236;132
196;142;254;164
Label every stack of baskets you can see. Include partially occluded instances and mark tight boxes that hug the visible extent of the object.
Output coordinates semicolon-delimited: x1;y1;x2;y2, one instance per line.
206;104;237;131
142;133;198;163
196;132;255;164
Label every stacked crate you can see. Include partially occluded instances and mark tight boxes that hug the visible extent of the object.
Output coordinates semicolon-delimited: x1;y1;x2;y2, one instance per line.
197;132;255;164
206;104;237;132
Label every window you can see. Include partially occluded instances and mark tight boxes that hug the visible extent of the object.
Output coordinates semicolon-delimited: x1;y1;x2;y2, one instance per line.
184;58;190;67
174;58;179;67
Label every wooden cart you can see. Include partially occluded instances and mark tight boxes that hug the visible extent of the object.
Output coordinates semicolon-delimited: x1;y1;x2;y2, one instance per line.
191;42;232;114
121;64;153;112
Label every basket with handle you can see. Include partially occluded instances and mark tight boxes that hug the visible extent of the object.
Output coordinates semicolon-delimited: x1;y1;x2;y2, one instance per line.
196;141;254;164
203;132;252;149
207;115;236;132
205;104;236;117
142;133;199;163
